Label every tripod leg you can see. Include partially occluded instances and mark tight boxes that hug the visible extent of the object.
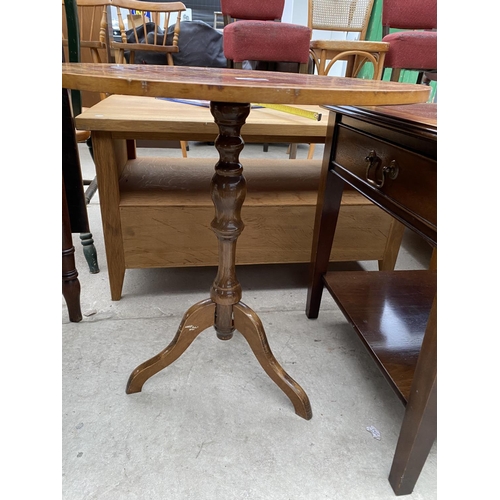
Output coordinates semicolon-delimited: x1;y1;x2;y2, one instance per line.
126;299;215;394
233;302;312;420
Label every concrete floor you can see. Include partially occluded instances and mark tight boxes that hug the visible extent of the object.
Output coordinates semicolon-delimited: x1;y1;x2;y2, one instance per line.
62;141;437;499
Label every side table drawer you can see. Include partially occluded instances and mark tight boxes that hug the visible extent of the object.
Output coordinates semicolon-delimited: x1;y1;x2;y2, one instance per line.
333;124;437;230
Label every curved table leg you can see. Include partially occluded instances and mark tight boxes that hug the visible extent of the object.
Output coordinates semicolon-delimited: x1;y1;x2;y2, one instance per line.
126;299;215;393
234;302;312;420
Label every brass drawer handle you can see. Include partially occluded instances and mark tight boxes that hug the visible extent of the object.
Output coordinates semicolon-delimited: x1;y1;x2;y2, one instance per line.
364;150;399;188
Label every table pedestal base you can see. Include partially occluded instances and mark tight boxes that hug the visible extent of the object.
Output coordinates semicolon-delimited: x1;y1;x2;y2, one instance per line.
126;101;312;420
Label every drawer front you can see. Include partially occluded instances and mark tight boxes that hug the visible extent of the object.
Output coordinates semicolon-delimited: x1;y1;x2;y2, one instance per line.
333;124;437;231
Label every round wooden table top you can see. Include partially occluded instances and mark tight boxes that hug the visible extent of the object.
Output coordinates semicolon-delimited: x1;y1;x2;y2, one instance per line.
62;63;431;107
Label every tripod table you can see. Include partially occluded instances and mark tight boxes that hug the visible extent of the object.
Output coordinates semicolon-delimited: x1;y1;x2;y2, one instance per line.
62;64;430;420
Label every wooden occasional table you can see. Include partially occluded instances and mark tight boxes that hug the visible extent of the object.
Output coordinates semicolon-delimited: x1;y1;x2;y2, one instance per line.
62;63;429;422
306;103;437;494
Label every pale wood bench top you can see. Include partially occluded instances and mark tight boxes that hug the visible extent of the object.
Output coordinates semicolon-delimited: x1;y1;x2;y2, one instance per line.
76;95;328;143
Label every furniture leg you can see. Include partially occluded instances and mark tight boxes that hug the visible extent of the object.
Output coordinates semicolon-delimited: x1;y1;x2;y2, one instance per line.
126;101;311;419
62;175;82;322
74;135;99;274
92;132;128;300
79;232;99;273
378;218;405;271
234;302;312;419
306;170;344;318
389;296;437;495
429;248;437;271
126;299;216;393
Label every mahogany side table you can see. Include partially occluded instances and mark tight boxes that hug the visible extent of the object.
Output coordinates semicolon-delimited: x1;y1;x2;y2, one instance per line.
62;64;430;420
306;103;437;494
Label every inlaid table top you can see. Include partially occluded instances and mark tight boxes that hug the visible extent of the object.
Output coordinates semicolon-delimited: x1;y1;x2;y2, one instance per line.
62;63;430;106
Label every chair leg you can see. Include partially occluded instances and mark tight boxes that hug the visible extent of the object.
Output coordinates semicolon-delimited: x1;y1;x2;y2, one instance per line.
390;68;402;82
79;231;99;274
378;219;405;271
180;140;188;158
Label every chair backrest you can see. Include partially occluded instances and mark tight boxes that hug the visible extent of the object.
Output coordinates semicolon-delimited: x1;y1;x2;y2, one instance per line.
62;0;109;65
63;0;187;65
382;0;437;30
220;0;285;22
308;0;375;40
110;0;186;64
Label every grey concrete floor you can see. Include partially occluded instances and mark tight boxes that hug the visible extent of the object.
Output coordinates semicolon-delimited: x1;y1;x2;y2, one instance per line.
62;141;437;499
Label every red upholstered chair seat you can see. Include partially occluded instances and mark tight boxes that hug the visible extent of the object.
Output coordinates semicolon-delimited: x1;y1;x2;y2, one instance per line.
383;31;437;70
223;21;312;64
221;0;285;21
381;0;437;83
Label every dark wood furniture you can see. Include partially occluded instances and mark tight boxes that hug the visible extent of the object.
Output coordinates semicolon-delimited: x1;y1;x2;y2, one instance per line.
306;103;437;495
62;88;90;322
62;63;429;422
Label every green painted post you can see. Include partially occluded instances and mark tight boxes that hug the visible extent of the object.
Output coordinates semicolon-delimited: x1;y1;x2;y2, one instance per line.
63;0;82;116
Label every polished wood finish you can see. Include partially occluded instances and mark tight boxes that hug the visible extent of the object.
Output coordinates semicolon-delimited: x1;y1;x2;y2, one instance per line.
126;102;312;419
62;64;430;106
233;302;312;420
62;175;82;323
306;103;436;494
62;87;89;322
323;270;436;403
62;63;429;419
389;296;437;495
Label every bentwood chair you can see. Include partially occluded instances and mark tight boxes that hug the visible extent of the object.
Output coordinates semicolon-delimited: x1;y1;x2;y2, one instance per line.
221;0;312;74
308;0;389;78
381;0;437;84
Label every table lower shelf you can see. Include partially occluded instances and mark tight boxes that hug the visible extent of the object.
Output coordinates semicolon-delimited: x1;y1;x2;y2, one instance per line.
322;270;436;403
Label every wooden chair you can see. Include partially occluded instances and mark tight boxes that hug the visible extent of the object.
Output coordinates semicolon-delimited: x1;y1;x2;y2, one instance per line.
109;0;186;65
308;0;389;79
63;0;189;157
381;0;437;84
110;0;188;157
62;0;109;67
221;0;312;74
